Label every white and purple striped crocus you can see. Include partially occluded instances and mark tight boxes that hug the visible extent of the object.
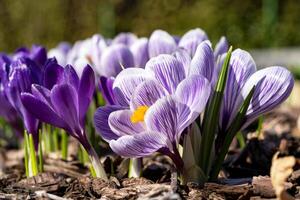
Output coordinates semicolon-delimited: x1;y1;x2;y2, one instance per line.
94;54;211;170
219;49;294;132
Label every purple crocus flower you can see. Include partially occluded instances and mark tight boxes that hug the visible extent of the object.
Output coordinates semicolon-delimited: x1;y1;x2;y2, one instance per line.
13;45;47;67
4;58;41;147
94;54;211;170
21;63;107;179
0;54;22;137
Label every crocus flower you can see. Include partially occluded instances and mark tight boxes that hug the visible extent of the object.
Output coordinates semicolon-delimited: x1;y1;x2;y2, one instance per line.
112;32;138;46
94;54;211;170
4;58;42;147
48;42;71;66
67;34;107;77
178;28;208;57
13;45;47;67
219;49;294;131
97;44;134;77
0;54;22;137
21;63;107;179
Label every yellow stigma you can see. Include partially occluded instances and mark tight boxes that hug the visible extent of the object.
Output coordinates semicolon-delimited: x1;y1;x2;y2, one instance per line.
130;106;149;123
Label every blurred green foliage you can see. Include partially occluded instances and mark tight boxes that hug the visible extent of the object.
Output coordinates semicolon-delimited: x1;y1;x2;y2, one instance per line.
0;0;299;51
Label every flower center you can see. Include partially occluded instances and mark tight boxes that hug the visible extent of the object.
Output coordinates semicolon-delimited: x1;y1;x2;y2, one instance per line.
130;106;149;123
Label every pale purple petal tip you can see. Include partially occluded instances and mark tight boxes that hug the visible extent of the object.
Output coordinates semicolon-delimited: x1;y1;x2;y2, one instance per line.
148;30;177;58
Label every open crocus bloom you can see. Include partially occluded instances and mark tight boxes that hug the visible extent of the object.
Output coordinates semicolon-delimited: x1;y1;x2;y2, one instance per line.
94;54;211;170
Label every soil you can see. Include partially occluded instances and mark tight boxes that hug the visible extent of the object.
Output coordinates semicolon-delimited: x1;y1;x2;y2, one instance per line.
1;106;300;199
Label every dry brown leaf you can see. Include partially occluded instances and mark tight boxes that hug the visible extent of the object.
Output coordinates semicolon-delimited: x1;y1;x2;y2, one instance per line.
270;152;296;200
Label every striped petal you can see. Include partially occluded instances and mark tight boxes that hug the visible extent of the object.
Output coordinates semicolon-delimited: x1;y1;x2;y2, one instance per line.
242;66;294;128
220;49;257;129
189;41;215;82
145;54;186;94
148;30;177;58
144;96;191;144
94;105;126;142
130;79;168;110
178;28;208;56
99;44;134;77
175;75;211;117
130;38;149;67
113;68;153;106
108;109;145;136
110;131;167;157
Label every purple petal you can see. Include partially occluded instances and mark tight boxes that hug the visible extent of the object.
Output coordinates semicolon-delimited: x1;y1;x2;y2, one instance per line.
130;38;149;67
113;68;153;106
78;65;95;125
43;60;64;89
63;65;80;90
242;66;294;128
94;105;126;142
112;32;138;46
175;75;211;115
30;45;47;66
220;49;256;129
51;84;81;134
144;96;191;144
99;76;116;105
99;44;134;77
21;93;70;131
31;84;52;106
172;48;191;76
178;28;208;56
189;41;215;81
214;36;228;60
145;54;186;94
110;131;167;157
108;109;144;136
130;79;168;110
148;30;177;58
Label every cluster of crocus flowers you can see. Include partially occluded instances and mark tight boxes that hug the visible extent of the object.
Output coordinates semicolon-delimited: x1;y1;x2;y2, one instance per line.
92;32;294;183
0;27;294;184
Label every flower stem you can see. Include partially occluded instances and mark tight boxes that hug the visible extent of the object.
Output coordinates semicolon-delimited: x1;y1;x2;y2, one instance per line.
38;130;44;173
210;86;255;180
86;145;108;180
28;133;38;176
61;130;68;160
128;158;142;178
52;128;59;152
24;132;29;177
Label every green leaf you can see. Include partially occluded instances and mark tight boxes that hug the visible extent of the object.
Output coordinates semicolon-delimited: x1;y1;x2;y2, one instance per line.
182;124;206;185
198;46;233;175
210;85;255;180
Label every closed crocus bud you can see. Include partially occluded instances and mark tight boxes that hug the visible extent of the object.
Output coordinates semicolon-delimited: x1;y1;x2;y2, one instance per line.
98;44;134;77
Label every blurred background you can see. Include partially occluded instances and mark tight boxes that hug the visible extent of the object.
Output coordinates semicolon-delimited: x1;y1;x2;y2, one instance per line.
0;0;298;52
